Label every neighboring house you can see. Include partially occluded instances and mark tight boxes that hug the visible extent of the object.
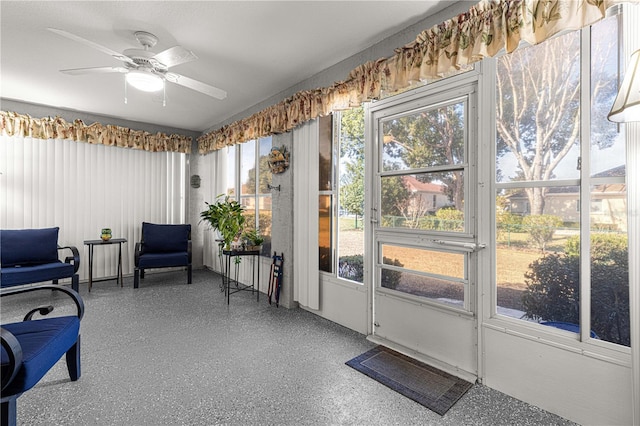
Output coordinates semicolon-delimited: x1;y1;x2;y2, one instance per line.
402;175;450;214
505;166;627;231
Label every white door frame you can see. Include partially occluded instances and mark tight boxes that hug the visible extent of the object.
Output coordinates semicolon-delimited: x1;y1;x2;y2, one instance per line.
364;72;481;381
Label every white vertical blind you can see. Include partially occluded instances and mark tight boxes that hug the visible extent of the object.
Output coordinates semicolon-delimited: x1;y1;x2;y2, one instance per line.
293;120;320;310
200;148;228;272
0;134;185;284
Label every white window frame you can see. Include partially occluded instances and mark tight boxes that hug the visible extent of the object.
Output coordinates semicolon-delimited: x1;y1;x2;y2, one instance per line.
482;11;631;359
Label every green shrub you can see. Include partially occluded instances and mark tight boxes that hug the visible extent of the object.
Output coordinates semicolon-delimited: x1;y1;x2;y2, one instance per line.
522;234;629;345
496;211;524;241
434;207;464;231
381;257;403;290
591;223;620;232
338;255;403;288
522;214;562;252
565;233;628;261
338;255;364;283
522;254;580;323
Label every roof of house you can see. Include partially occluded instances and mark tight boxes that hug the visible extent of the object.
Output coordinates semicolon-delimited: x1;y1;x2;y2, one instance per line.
402;176;445;193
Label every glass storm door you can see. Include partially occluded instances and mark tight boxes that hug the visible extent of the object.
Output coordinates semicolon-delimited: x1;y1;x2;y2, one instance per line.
369;82;479;378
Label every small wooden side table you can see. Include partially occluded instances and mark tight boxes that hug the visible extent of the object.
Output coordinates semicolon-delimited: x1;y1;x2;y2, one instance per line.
83;238;127;292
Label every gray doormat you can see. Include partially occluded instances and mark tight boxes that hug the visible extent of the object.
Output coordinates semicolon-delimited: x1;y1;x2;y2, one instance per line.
346;346;473;415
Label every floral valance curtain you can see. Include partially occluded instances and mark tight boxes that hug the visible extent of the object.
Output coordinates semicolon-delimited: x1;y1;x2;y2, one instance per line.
0;110;192;154
198;0;619;154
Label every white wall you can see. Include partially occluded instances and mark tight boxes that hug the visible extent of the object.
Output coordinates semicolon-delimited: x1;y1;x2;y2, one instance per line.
484;324;632;425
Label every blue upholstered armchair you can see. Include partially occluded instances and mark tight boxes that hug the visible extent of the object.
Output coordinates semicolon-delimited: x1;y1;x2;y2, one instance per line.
133;222;192;288
1;284;84;426
0;227;80;292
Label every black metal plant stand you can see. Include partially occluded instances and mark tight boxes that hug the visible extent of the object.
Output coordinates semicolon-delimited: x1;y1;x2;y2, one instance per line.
222;249;260;305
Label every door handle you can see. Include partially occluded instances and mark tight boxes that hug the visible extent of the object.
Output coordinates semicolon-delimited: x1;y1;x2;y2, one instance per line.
431;240;486;252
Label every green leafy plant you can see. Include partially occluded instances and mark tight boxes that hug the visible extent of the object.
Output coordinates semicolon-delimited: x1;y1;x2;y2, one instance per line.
200;195;246;250
242;229;264;246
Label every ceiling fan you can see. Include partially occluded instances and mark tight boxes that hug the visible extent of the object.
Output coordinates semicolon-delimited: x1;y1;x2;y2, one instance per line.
48;28;227;100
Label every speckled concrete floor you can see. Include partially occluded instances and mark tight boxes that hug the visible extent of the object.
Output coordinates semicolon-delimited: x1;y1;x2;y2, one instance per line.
2;269;577;426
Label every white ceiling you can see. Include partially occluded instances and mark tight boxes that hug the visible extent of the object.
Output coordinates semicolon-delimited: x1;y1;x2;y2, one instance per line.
1;1;457;133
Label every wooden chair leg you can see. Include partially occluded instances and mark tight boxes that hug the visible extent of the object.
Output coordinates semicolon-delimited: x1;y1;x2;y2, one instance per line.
1;398;17;426
71;274;79;292
187;265;192;284
65;336;81;381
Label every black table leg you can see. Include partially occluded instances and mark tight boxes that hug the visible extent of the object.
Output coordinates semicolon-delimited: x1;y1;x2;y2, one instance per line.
88;245;94;292
117;242;123;287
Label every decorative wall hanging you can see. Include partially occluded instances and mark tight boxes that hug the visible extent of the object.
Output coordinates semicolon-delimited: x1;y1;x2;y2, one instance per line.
268;145;290;174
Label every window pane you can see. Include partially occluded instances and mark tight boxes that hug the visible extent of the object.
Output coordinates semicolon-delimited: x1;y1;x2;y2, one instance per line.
496;186;579;319
381;172;464;231
240;196;256;228
590;185;629;346
319;194;333;273
319;115;333;191
591;16;625;178
226;146;236;196
259;137;273;194
379;244;466;307
258;195;272;256
380;269;465;308
241;140;256;196
381;101;465;172
496;30;581;183
338;107;365;283
382;245;464;279
494;15;630;348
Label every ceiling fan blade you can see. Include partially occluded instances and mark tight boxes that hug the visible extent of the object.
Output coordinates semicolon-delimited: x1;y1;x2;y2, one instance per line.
151;46;197;69
60;66;129;75
48;28;136;65
165;73;227;100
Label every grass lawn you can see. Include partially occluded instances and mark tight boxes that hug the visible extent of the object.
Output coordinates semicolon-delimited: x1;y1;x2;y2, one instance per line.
339;216;364;231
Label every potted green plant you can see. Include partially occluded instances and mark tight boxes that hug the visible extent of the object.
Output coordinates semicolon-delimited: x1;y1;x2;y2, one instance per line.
242;229;264;251
200;194;246;250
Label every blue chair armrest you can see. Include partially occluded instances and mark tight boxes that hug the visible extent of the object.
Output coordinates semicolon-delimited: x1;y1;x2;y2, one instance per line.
1;285;84;320
1;327;23;392
58;245;80;273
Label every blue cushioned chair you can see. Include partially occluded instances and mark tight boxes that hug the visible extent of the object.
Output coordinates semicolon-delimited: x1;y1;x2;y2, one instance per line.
1;284;84;426
133;222;192;288
0;228;80;292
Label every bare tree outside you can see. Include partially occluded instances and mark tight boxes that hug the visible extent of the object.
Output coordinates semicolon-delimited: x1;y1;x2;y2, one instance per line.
496;33;581;215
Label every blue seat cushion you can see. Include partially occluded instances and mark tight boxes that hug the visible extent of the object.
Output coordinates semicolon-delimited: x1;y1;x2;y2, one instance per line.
1;316;80;395
0;227;59;267
0;261;75;287
142;223;190;254
138;252;189;269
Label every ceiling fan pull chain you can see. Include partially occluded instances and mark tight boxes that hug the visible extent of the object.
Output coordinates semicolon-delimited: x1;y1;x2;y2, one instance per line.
124;77;128;104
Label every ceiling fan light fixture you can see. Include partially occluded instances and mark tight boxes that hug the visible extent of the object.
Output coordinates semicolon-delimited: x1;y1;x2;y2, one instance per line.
126;70;164;92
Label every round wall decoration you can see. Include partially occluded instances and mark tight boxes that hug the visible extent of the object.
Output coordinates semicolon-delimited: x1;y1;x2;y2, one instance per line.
268;145;290;174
